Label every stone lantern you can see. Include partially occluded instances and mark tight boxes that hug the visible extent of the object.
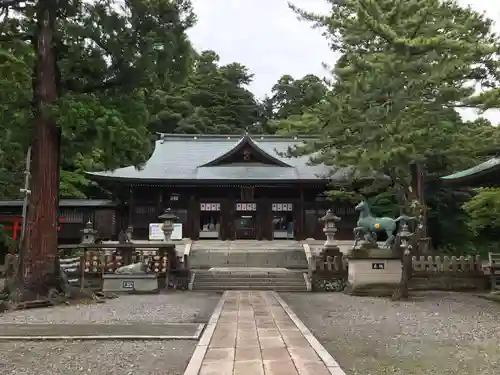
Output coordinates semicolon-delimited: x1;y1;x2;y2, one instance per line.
158;208;178;242
81;220;98;244
320;209;340;249
397;221;413;256
125;225;134;242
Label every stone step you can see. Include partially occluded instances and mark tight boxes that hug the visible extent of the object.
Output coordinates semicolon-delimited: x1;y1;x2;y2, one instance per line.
194;273;305;279
191;249;304;252
195;279;304;283
193;279;306;285
192;284;307;291
195;275;304;282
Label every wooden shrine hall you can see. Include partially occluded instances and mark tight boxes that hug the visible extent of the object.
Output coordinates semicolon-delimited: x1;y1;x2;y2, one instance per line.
87;134;359;242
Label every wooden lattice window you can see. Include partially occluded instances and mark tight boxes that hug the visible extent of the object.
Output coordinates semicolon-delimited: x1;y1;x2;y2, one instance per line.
135;206;156;215
60;209;84;224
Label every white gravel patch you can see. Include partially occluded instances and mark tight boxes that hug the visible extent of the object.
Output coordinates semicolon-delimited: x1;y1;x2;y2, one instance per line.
0;292;222;375
0;340;196;375
280;291;500;375
0;292;221;324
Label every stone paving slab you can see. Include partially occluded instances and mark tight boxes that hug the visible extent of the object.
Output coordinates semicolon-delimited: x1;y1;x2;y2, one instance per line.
0;323;204;339
183;291;346;375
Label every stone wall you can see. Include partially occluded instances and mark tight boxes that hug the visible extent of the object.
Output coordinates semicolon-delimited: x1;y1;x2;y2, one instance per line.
410;274;488;291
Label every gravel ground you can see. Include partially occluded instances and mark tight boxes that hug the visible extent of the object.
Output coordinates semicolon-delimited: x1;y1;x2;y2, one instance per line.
0;340;196;375
0;292;221;375
0;292;221;324
281;291;500;375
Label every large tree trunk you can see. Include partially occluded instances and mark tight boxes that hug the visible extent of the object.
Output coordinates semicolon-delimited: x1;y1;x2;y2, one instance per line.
21;0;60;298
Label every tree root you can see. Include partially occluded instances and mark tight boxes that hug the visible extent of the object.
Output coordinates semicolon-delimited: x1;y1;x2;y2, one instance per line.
391;288;404;301
0;277;118;313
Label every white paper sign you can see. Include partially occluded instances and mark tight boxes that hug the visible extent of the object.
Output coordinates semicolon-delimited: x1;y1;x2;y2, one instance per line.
236;203;256;211
149;223;164;240
149;223;183;241
201;203;220;211
171;223;182;240
272;203;293;212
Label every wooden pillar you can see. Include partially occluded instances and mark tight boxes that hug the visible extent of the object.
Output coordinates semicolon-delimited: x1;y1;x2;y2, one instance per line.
257;199;272;241
128;186;135;227
189;194;200;240
115;199;127;239
263;199;272;240
294;189;305;240
256;199;262;240
157;189;163;214
226;198;235;240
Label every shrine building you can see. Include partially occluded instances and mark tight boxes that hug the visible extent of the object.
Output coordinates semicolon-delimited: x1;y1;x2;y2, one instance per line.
0;134;363;249
87;133;358;241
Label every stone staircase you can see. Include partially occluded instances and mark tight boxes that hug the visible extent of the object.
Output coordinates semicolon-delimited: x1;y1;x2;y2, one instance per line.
189;240;308;269
191;268;308;291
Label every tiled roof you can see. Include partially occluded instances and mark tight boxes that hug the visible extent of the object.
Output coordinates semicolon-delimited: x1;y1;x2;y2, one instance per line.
87;134;341;182
441;158;500;183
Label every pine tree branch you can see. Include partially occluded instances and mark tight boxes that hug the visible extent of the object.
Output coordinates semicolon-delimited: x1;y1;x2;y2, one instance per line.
0;0;25;8
0;33;32;42
410;11;429;39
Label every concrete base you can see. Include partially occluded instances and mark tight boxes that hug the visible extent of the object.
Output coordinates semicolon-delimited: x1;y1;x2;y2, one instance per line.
102;274;159;293
346;249;402;296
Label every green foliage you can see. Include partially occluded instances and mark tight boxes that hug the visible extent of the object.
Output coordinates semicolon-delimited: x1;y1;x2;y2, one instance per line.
153;51;261;134
324;189;362;203
286;0;500;204
0;0;283;200
461;188;500;255
270;74;328;119
266;74;328;135
0;0;252;199
427;185;475;250
463;188;500;234
0;36;33;199
276;0;500;251
368;191;399;218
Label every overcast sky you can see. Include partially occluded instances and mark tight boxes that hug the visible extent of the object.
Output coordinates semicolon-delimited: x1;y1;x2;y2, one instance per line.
188;0;500;123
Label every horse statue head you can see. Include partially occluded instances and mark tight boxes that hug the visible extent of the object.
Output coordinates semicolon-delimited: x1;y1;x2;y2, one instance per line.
354;200;369;212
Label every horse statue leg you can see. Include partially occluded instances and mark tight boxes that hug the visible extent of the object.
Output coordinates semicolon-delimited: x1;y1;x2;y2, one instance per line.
384;229;395;248
353;226;364;247
352;227;359;247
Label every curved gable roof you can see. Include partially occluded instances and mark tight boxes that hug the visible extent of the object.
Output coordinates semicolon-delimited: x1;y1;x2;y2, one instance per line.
86;134;341;183
441;157;500;186
199;134;292;167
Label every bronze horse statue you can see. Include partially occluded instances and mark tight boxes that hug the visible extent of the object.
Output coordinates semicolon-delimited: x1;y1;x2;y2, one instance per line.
353;200;416;248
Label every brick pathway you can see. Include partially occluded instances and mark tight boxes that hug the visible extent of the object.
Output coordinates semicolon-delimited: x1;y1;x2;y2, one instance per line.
185;291;345;375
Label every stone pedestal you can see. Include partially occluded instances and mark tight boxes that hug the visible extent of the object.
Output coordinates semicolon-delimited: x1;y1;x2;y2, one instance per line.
102;274;159;293
345;248;402;296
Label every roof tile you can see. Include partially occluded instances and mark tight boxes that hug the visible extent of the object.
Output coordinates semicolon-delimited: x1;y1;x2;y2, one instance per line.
87;134;340;182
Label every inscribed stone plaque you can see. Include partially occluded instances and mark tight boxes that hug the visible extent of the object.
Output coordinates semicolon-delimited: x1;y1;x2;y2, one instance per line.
122;280;135;289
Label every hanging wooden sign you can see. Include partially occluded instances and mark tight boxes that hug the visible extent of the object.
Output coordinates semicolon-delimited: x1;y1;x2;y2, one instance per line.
200;203;220;211
236;203;256;211
272;203;293;212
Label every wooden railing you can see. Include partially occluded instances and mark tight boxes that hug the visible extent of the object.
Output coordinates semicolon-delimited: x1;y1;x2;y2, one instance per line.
412;255;483;273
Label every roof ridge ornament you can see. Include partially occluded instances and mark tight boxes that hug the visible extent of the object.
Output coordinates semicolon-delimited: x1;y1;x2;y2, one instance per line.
198;133;292;168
